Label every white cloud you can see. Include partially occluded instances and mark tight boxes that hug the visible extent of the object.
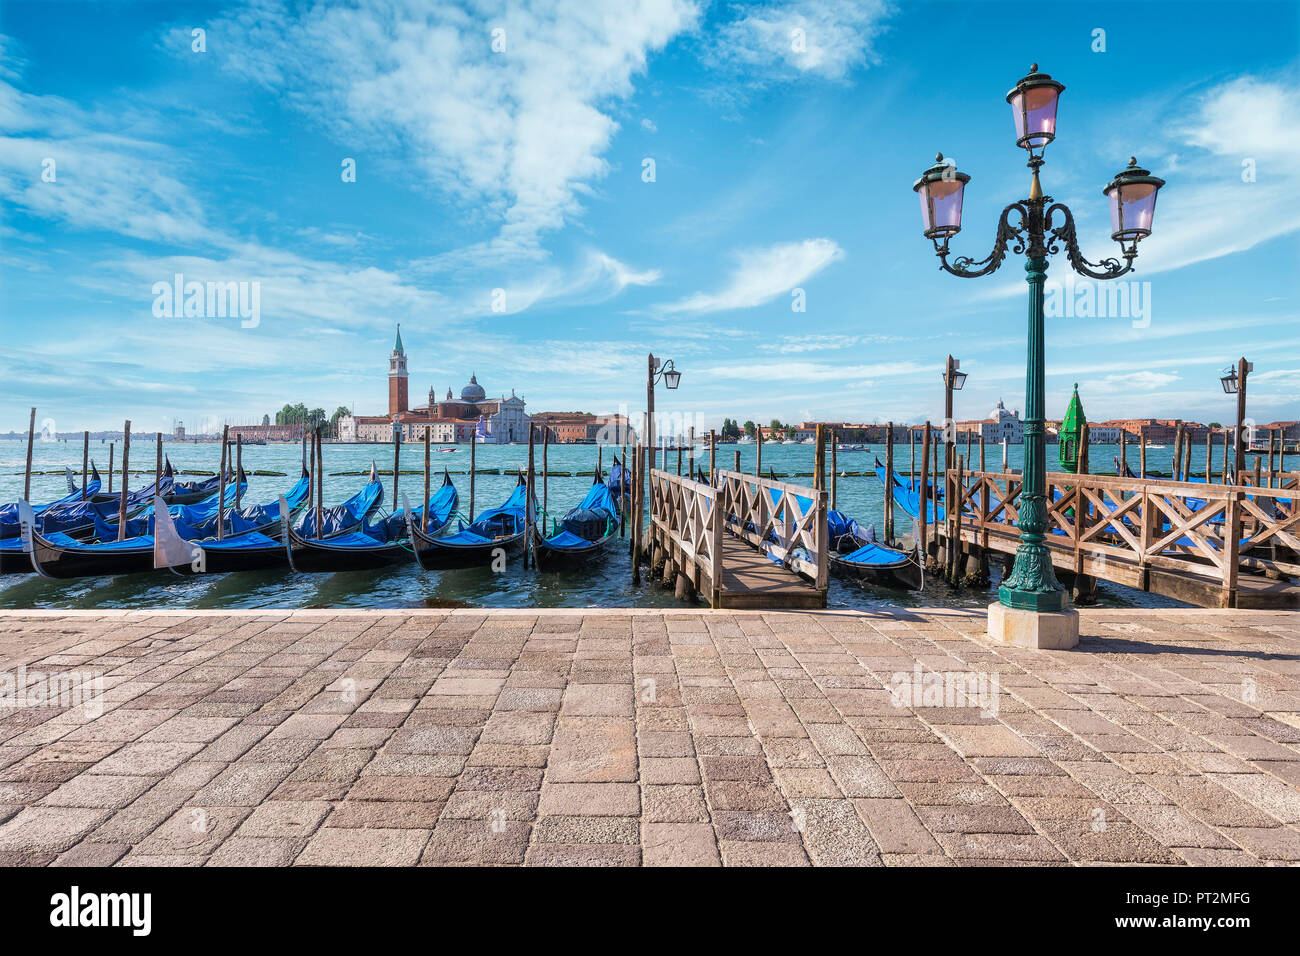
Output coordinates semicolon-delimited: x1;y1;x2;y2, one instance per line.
660;237;843;313
206;0;699;262
758;332;907;353
709;0;894;81
479;249;661;314
640;118;658;133
0;80;216;245
1179;77;1300;159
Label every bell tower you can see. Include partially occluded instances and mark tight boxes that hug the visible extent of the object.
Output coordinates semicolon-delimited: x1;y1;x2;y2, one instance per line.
388;325;409;416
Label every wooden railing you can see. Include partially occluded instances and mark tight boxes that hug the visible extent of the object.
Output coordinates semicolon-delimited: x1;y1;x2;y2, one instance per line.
649;469;721;602
714;469;829;592
947;469;1297;606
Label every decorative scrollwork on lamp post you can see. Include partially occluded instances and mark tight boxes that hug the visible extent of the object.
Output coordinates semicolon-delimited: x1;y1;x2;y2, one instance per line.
912;65;1165;613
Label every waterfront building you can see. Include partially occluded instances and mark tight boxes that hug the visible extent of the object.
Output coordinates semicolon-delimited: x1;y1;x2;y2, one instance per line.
531;411;636;444
1099;419;1209;442
953;399;1024;444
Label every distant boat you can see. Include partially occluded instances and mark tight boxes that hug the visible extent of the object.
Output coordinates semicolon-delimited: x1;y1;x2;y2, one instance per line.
737;435;755;445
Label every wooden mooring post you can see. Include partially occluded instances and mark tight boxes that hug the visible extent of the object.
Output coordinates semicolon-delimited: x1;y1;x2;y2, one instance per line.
117;420;132;541
235;434;243;509
80;431;89;500
314;426;323;536
107;444;114;495
884;422;895;543
542;425;550;521
1140;427;1148;480
469;428;477;522
217;425;228;541
756;427;763;476
423;427;431;533
829;427;837;510
524;424;535;569
919;422;931;565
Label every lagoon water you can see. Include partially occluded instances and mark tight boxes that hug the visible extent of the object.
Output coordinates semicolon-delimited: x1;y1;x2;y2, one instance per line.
0;438;1199;611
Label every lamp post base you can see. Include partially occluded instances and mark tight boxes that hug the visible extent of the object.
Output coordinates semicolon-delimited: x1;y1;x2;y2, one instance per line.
987;602;1079;650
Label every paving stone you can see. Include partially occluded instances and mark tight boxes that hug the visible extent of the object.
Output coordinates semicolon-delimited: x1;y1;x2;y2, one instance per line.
0;806;111;853
1;608;1298;867
297;827;430;866
538;783;639;817
642;823;720;866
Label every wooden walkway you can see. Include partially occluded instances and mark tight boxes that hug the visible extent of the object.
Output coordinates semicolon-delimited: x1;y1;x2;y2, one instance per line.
938;468;1300;609
648;468;827;609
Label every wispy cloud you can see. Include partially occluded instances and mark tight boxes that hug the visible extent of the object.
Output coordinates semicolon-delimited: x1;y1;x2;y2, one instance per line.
707;0;894;81
659;237;843;314
201;0;699;264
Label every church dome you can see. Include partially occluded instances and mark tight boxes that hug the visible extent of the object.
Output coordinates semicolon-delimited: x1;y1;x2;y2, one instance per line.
460;373;486;403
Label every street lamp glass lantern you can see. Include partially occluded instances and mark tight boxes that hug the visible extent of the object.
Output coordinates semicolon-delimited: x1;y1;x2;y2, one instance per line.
1006;65;1065;154
913;154;970;239
952;369;968;390
664;369;681;389
1104;158;1165;246
1220;367;1239;394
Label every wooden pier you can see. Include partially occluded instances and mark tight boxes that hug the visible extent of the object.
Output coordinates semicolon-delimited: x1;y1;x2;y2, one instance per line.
939;466;1299;609
647;468;827;608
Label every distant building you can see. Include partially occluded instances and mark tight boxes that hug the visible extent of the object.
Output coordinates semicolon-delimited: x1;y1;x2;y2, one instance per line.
954;399;1024;444
531;412;635;444
796;421;887;443
174;421;186;440
338;327;531;443
228;424;304;442
1099;419;1209;442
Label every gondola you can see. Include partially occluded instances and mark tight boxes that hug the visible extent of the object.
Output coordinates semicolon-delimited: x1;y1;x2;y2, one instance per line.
93;470;246;541
0;466;104;538
0;467;105;573
164;458;225;505
283;466;449;573
155;468;314;574
34;462;179;540
410;473;530;570
825;509;922;589
532;471;620;571
19;497;205;580
19;469;310;579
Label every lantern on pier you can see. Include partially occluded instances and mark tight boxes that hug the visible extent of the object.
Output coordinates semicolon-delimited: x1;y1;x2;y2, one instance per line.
1059;384;1087;474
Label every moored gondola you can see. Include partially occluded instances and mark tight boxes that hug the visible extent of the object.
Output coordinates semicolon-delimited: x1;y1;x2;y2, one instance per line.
284;469;456;573
825;509;922;590
155;468;314;575
532;470;620;571
410;473;530;570
19;498;204;580
0;467;106;573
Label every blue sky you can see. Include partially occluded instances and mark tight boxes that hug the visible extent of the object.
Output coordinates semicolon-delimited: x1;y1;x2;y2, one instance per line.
2;0;1297;435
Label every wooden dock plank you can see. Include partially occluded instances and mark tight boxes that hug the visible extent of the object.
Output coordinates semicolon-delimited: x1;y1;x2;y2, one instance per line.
715;536;823;609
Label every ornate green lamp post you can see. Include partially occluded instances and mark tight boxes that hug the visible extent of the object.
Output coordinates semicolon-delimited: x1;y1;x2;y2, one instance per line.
913;65;1164;634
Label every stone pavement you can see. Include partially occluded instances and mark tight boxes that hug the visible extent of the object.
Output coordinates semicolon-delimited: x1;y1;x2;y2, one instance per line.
0;607;1298;866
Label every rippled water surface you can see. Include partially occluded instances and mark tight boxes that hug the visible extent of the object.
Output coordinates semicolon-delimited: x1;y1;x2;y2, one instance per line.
0;438;1194;610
